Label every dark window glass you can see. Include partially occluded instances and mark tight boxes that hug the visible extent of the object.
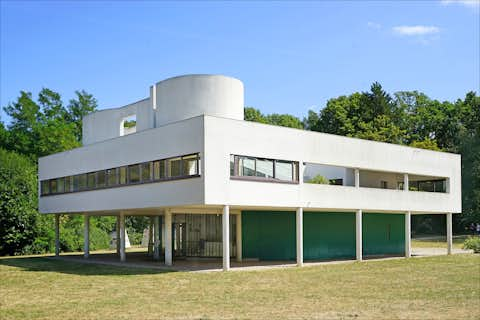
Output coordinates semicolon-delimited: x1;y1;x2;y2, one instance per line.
128;164;141;183
41;180;50;195
255;159;273;178
87;172;96;189
106;168;117;186
97;170;106;188
239;157;255;176
57;177;65;193
168;157;182;177
64;176;71;192
141;162;152;182
119;167;127;185
182;155;198;176
230;155;235;176
275;161;293;181
419;181;434;192
50;179;57;194
154;160;166;180
329;179;343;185
434;180;446;193
79;174;87;190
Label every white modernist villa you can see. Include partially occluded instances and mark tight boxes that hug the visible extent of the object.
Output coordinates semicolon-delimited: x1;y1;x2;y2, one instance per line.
38;74;462;270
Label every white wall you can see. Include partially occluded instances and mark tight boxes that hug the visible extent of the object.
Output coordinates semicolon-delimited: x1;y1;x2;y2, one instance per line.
155;75;244;127
39;116;204;213
203;116;462;214
82;98;153;146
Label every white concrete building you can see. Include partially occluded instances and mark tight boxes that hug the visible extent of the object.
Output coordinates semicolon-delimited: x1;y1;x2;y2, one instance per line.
39;74;461;270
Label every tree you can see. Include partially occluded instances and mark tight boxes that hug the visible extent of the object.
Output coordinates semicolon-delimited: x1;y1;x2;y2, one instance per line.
66;90;98;143
3;88;82;159
244;107;267;124
0;148;38;255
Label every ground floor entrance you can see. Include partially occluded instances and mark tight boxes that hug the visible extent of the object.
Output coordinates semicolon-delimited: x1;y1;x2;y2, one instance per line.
172;214;236;258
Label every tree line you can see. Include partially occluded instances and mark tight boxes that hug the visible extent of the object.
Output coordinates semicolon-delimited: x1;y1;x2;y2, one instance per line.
0;83;478;255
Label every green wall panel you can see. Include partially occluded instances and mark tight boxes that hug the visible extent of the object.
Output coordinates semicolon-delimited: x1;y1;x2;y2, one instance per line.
363;213;405;256
303;212;356;260
242;211;296;260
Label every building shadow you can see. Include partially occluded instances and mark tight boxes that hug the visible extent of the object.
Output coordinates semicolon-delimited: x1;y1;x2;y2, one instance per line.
0;254;175;276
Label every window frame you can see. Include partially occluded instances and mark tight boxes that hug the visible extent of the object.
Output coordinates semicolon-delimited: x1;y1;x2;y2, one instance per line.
40;153;201;196
230;154;299;184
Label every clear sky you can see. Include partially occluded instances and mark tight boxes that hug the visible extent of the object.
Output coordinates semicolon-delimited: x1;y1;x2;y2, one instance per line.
1;0;479;122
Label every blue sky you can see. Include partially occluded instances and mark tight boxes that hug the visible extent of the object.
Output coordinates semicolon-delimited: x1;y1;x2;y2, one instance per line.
1;1;479;122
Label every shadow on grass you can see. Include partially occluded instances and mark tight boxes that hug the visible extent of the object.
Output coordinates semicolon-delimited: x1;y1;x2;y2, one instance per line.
0;255;175;276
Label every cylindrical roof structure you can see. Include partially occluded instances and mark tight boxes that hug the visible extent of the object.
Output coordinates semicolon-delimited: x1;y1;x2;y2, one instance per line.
154;74;244;127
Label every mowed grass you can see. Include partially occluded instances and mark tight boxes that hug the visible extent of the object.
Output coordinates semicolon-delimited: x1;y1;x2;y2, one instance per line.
411;235;470;249
1;254;479;320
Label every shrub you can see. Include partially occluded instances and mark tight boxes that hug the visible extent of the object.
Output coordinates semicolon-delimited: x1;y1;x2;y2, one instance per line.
463;236;480;253
0;148;38;255
307;174;330;184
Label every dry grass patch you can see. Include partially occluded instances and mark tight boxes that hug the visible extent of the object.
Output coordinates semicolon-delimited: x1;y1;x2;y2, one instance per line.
0;254;479;320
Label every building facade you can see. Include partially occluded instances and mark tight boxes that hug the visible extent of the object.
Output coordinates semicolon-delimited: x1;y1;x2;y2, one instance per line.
38;74;462;270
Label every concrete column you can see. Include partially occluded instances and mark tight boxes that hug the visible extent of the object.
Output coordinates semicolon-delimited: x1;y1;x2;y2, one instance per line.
164;209;172;266
148;217;154;256
119;212;126;262
405;211;411;258
116;216;120;255
55;214;60;256
447;213;453;255
296;207;303;267
356;209;362;261
236;213;242;262
354;168;360;188
153;216;160;260
223;205;230;271
404;173;409;191
84;214;90;259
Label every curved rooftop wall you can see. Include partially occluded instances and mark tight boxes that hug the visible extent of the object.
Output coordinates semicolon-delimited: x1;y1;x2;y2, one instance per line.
154;75;244;127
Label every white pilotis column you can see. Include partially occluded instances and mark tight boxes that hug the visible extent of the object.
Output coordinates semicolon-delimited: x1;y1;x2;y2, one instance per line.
148;217;154;256
84;214;90;258
447;213;453;255
55;214;60;256
236;213;242;262
164;209;172;266
404;173;409;191
354;168;360;188
296;207;303;267
119;212;126;262
405;211;411;258
116;216;120;255
153;216;160;260
356;209;363;261
223;205;230;271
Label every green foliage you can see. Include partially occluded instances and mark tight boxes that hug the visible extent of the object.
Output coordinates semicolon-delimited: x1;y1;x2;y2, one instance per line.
124;120;137;128
0;148;38;255
307;175;330;185
58;215;115;252
2;88;97;159
462;236;480;253
66;90;98;142
244;107;303;129
126;216;149;245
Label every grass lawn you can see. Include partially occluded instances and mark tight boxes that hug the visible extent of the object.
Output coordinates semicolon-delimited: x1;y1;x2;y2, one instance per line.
1;254;479;320
411;235;471;249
